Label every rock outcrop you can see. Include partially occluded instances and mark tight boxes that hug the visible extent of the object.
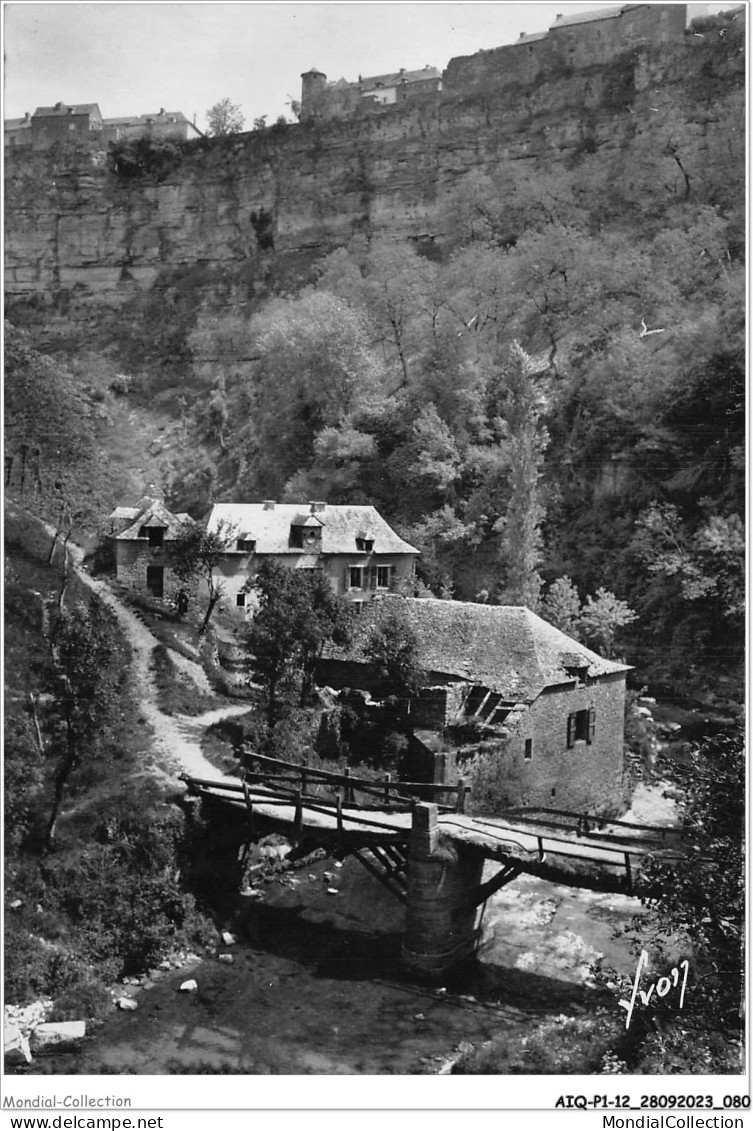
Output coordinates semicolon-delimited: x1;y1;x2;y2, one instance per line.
4;31;743;338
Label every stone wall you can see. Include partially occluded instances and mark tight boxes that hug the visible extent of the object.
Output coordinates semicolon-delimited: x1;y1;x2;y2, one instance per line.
113;541;184;602
196;551;416;619
464;673;627;815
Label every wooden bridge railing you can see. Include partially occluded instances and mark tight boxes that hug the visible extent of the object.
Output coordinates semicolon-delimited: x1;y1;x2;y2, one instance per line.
180;773;412;841
496;806;683;847
241;749;471;813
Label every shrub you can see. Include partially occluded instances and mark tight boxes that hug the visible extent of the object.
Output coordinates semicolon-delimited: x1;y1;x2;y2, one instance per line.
50;978;113;1022
454;1009;627;1074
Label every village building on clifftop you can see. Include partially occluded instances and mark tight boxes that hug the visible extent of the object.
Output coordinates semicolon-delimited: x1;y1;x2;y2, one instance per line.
300;4;689;120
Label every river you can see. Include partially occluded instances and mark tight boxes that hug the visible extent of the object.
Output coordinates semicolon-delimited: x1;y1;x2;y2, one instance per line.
36;847;649;1076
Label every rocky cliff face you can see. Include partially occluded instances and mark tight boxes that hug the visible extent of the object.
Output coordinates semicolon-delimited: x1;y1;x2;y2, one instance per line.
4;35;743;336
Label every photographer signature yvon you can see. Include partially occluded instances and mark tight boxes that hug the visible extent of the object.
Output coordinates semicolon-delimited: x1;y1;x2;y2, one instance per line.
619;949;690;1029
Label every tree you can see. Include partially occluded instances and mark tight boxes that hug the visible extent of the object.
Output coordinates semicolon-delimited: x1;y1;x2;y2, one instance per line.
492;342;551;609
249;291;380;495
618;731;744;1053
245;561;353;729
44;601;123;850
577;588;637;659
364;602;424;701
169;518;238;635
206;98;244;137
539;578;637;658
539;576;582;635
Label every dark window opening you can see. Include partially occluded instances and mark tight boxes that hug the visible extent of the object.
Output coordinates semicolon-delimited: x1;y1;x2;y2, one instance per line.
349;566;364;589
355;537;374;552
236;592;247;607
524;738;533;762
290;524;320;551
147;527;164;547
376;565;390;588
567;708;595;748
565;665;588;687
146;566;164;598
236;538;256;552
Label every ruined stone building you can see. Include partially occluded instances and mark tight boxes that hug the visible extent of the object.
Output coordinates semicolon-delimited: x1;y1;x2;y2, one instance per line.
317;595;630;813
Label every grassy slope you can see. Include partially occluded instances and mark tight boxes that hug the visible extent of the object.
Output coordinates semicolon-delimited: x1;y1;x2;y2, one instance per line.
4;529;216;1015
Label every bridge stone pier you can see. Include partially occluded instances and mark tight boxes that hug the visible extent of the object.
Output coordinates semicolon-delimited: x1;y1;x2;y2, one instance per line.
402;803;486;976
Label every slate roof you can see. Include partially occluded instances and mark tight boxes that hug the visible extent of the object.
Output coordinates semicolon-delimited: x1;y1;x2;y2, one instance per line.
108;496;191;540
328;595;629;701
204;503;419;556
361;66;440;91
33;103;102;119
104;111;194;127
551;6;623;30
515;31;549;45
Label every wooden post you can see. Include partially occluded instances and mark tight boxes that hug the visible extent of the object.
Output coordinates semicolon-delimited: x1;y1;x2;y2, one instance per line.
242;781;253;813
383;772;391;806
455;778;466;814
336;795;343;835
624;851;633;892
301;767;308;797
293;788;303;840
344;767;354;803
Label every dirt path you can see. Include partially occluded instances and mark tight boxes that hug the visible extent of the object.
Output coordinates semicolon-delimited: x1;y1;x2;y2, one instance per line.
78;564;246;784
41;529;247;788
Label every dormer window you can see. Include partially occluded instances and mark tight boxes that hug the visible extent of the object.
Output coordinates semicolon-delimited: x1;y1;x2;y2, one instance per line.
355;537;374;552
561;653;588;687
139;524;164;546
290;516;322;551
236;536;256;553
565;666;588;687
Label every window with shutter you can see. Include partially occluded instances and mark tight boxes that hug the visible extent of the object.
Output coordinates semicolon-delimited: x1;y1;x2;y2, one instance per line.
567;709;592;747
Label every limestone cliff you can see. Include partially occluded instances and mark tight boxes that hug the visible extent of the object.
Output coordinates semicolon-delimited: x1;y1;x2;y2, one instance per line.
4;33;743;337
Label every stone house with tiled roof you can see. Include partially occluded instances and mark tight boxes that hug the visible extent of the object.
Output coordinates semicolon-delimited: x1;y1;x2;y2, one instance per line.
203;500;419;616
317;595;630;813
31;102;103;148
300;64;441;120
102;110;204;144
4;113;32;150
107;494;192;600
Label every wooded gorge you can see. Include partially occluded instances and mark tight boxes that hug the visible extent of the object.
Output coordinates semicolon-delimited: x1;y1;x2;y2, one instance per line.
5;11;745;699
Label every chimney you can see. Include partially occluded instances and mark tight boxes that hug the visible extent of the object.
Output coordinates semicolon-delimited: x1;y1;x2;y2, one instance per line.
54;102;63;111
309;501;326;513
159;107;165;115
67;106;75;114
24;111;30;122
263;500;275;510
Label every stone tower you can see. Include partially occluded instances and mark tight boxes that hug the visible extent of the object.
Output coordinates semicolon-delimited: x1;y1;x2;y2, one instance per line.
300;67;327;120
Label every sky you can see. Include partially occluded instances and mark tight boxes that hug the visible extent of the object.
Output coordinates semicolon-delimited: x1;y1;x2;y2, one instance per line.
3;2;727;129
